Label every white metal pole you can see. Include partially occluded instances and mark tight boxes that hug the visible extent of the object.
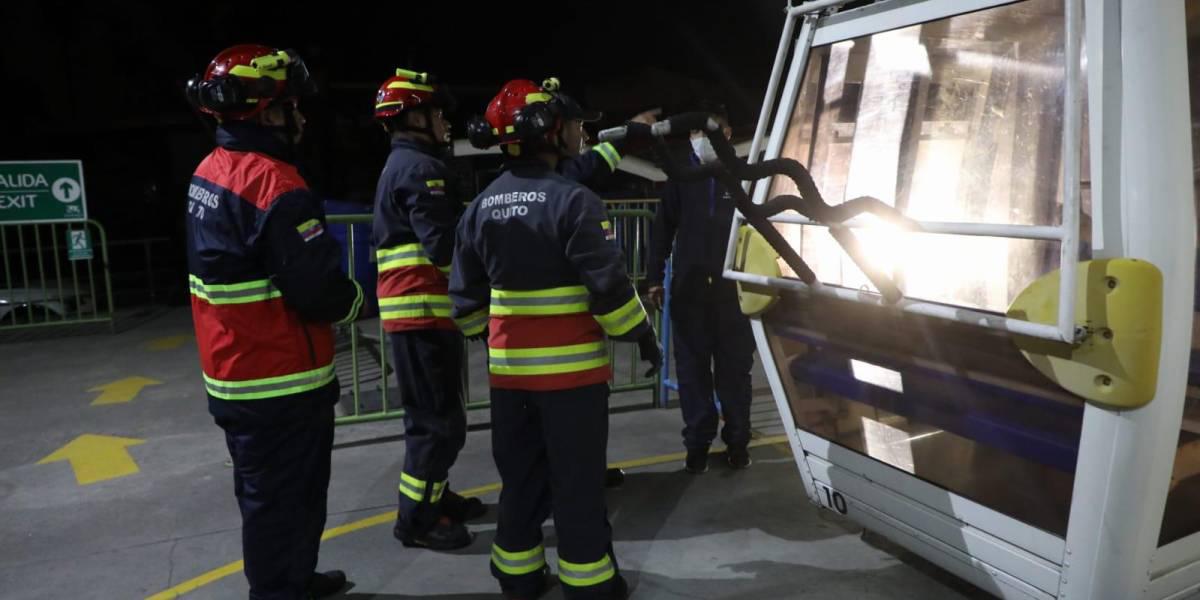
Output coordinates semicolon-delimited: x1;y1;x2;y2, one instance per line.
1060;2;1196;597
747;8;801;172
789;0;855;16
768;214;1065;242
723;270;1065;341
1057;0;1084;344
1084;0;1124;259
724;13;818;274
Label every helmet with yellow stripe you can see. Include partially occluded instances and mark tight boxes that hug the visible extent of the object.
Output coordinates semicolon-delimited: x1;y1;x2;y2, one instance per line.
468;77;600;157
374;68;455;121
185;44;315;120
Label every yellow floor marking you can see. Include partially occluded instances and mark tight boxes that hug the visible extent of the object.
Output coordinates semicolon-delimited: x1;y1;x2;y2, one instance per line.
37;434;145;485
146;437;788;598
145;335;193;351
90;376;162;405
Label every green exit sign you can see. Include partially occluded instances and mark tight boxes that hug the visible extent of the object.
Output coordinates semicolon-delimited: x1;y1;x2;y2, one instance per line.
0;161;87;224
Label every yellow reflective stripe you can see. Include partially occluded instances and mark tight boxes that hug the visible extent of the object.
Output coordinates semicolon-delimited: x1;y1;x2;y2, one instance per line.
394;68;426;81
455;309;489;337
203;364;335;401
558;554;615;587
376;100;405;110
376;244;433;271
594;294;648;337
425;179;445;188
296;219;321;234
387;81;435;92
592;142;621;171
398;473;447;504
526;92;552;104
379;294;452;320
336;280;364;325
488;342;609;376
490;286;589;316
437;263;452;275
492;544;546;576
229;60;288;81
189;275;282;305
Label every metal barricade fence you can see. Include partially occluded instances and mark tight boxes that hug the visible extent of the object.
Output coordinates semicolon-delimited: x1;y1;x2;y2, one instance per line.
327;201;662;425
0;220;115;333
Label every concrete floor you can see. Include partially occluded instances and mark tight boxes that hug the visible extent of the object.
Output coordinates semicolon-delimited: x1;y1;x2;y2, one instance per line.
0;308;988;599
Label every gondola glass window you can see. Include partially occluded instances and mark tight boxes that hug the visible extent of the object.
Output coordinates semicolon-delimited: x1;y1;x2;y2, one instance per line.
762;0;1087;536
1160;0;1200;548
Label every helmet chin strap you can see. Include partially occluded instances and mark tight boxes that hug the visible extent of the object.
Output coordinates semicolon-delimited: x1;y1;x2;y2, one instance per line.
397;107;448;149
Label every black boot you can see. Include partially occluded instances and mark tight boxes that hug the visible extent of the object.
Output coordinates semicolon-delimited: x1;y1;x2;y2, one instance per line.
395;516;473;551
604;467;626;488
307;570;347;598
440;489;487;522
607;573;631;599
685;447;709;474
502;565;553;600
726;445;752;469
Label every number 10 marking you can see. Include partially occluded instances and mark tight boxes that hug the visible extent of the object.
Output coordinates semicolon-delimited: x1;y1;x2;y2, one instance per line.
816;482;848;515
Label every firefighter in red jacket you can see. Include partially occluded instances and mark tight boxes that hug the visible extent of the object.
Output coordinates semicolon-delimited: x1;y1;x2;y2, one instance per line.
184;45;362;599
455;79;662;600
371;68;483;550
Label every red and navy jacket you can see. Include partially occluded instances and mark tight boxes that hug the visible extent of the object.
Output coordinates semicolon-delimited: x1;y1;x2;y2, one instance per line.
186;122;363;406
371;138;461;333
449;160;651;391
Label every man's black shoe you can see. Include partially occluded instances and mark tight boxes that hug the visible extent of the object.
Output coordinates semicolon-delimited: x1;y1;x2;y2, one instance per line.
440;489;487;522
308;570;347;598
604;467;626;488
727;446;752;469
502;565;553;600
395;516;473;551
684;447;709;474
608;573;631;599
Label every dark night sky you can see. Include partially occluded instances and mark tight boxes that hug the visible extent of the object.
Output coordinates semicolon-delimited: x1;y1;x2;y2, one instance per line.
0;1;789;302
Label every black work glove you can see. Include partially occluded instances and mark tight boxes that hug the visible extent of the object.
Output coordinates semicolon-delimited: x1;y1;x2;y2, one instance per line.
617;121;654;154
636;328;663;377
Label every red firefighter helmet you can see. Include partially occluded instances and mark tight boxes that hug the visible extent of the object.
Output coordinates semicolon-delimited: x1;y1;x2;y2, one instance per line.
186;44;316;120
468;77;600;153
476;78;567;155
374;68;454;121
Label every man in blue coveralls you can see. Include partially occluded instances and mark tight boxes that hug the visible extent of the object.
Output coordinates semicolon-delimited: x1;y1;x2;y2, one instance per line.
646;103;756;474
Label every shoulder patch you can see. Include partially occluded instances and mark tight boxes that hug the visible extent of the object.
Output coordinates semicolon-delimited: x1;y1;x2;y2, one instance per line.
297;218;324;242
601;219;616;241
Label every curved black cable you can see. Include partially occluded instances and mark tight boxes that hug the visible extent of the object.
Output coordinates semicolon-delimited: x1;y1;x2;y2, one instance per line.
632;112;914;303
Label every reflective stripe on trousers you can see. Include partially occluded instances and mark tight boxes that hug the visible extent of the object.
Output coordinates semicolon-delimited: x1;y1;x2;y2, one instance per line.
398;471;447;504
491;543;546;576
558;554;616;587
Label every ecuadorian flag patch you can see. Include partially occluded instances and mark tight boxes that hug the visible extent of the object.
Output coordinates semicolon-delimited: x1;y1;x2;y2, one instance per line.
601;219;616;241
297;219;324;242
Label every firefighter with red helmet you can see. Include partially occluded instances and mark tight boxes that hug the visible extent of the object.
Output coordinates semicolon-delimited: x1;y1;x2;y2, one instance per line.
183;45;361;599
455;79;662;600
370;68;484;550
542;77;657;193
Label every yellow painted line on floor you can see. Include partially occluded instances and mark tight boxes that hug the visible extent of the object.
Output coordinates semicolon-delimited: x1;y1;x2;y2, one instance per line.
145;334;193;351
145;436;788;599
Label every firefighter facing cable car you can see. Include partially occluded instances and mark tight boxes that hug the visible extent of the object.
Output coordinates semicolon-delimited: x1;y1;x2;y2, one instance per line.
455;79;662;600
371;68;486;552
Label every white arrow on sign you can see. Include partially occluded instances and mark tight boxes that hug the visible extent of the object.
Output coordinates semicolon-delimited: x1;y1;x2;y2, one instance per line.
52;178;81;203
